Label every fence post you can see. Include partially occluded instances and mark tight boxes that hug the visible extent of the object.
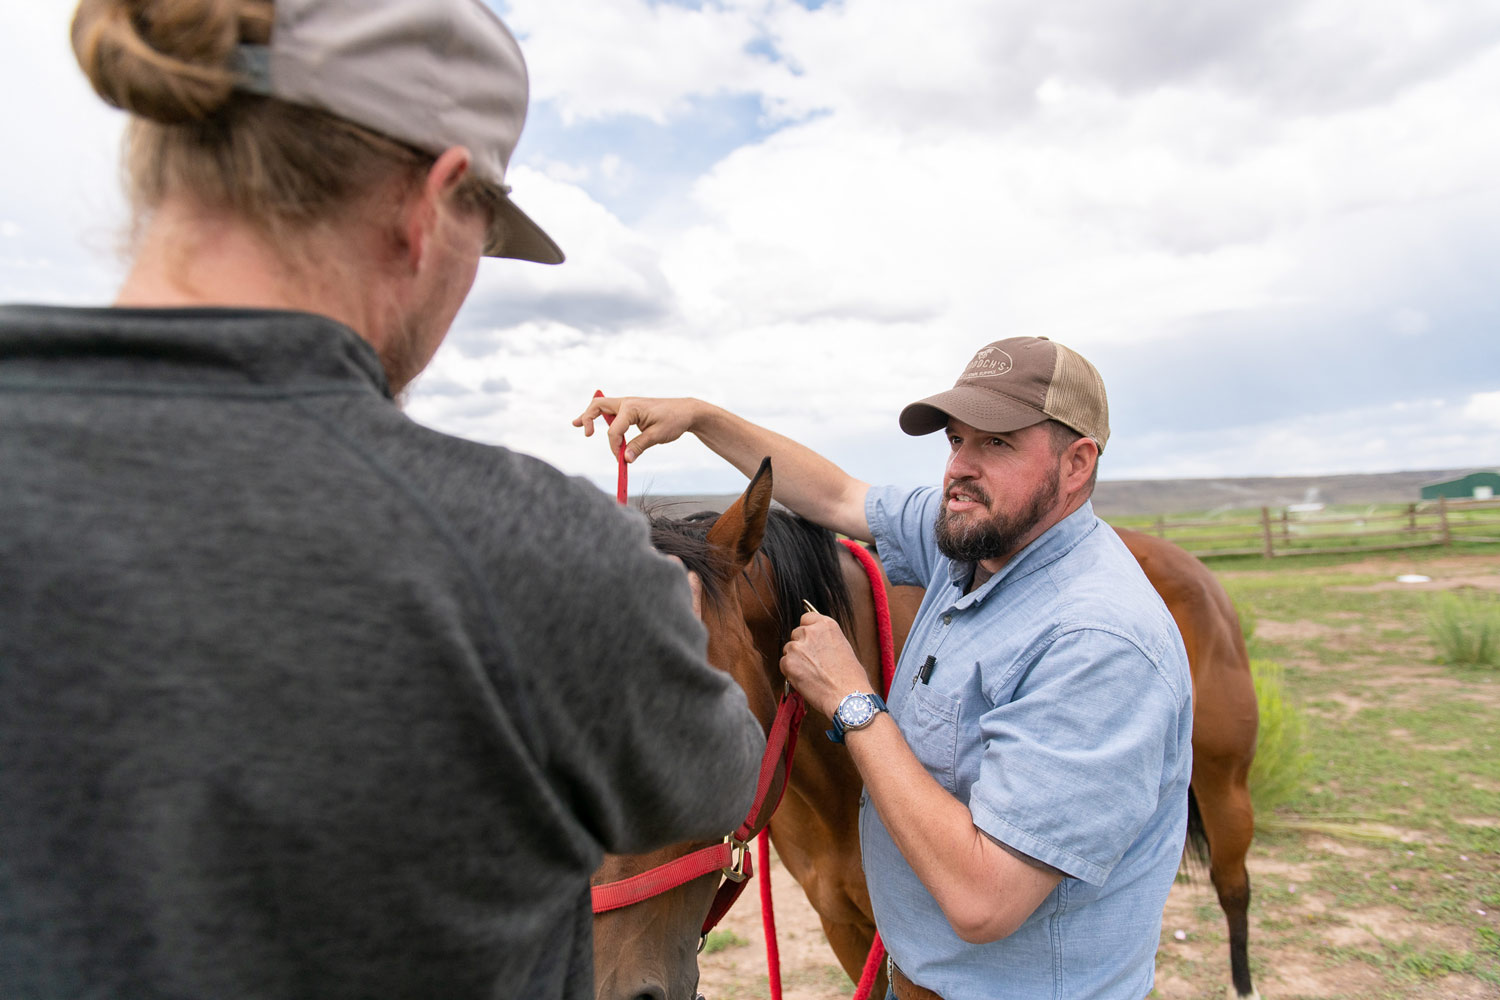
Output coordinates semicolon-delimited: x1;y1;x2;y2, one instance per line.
1439;497;1450;547
1408;502;1417;534
1261;506;1275;558
1281;508;1290;541
1155;515;1166;539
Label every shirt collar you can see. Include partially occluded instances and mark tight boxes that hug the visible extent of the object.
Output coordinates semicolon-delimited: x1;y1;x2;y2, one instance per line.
0;305;391;397
944;500;1100;606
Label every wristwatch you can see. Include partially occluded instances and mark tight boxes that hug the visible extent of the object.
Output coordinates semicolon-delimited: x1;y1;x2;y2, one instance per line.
826;691;888;743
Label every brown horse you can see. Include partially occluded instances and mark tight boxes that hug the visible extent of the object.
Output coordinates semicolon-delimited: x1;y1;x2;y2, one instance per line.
594;471;1259;1000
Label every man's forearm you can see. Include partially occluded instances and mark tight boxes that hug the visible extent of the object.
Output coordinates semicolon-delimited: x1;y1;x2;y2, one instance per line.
845;717;1062;943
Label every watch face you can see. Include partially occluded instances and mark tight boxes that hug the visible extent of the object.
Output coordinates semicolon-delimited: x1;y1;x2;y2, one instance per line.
839;694;875;727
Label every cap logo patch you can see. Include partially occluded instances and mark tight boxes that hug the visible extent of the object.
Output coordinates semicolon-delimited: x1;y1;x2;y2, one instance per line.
963;347;1013;379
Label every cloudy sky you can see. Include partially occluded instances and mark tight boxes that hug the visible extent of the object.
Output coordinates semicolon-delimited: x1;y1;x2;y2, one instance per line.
3;0;1498;495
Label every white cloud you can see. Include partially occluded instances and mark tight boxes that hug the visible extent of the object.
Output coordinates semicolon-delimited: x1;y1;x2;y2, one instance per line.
1390;307;1431;337
1465;391;1500;427
0;4;129;303
1116;396;1500;481
505;0;791;123
5;0;1500;495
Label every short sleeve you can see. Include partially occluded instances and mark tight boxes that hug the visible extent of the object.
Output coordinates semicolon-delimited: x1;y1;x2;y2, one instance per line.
967;628;1185;885
865;485;943;587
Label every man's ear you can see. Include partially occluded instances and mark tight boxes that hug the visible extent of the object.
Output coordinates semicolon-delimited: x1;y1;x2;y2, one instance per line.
1064;436;1098;492
402;146;474;271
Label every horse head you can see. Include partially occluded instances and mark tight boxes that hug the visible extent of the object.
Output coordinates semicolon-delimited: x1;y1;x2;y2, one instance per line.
591;458;779;1000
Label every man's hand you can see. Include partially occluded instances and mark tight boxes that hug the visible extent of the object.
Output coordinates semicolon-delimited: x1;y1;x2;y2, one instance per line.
572;393;874;544
779;612;871;718
572;395;700;464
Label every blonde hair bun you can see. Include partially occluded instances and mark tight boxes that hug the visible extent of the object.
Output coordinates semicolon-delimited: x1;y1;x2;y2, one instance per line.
71;0;272;123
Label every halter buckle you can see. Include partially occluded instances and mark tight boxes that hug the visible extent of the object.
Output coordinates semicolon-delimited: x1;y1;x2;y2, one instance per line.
721;836;750;883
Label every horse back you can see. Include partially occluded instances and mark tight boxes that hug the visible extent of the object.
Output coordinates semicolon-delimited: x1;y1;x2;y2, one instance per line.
1113;526;1258;763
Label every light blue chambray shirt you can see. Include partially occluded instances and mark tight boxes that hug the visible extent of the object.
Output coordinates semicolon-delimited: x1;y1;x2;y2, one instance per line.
863;486;1192;1000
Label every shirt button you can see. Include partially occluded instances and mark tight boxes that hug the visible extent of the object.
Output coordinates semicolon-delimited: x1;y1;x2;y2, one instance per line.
942;614;952;625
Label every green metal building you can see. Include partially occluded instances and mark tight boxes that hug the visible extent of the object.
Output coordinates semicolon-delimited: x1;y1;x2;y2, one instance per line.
1420;470;1500;501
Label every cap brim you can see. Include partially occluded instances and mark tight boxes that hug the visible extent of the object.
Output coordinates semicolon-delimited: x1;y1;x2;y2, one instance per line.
486;195;564;264
898;386;1049;436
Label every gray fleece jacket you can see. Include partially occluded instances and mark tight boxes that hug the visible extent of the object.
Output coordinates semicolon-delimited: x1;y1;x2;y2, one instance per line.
0;305;764;1000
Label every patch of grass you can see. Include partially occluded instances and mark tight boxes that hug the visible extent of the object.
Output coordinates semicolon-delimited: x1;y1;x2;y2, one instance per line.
1138;545;1500;997
701;928;749;954
1247;658;1312;824
1478;926;1500;959
1428;591;1500;668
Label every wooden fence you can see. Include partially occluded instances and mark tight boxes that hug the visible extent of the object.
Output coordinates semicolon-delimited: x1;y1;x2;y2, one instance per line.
1136;497;1500;559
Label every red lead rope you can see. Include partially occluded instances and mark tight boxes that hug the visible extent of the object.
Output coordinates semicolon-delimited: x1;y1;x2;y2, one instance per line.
593;389;629;505
588;389;806;939
589;392;893;1000
764;541;896;1000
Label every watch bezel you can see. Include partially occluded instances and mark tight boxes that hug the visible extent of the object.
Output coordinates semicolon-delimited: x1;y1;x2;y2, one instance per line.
827;691;886;743
837;692;878;728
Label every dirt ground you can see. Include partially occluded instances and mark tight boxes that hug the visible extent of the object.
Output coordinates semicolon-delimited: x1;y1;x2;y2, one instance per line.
693;550;1500;1000
695;848;1319;1000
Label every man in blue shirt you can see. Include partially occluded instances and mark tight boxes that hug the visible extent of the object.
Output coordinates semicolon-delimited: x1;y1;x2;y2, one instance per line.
576;337;1193;1000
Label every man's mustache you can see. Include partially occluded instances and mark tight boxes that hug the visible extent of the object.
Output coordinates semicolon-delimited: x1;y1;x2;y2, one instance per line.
945;478;991;506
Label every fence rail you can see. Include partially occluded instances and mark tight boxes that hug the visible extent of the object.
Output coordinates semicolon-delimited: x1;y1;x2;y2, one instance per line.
1132;497;1500;559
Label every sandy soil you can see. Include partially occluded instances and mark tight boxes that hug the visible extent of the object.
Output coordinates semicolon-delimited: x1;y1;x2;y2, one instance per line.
699;839;1500;1000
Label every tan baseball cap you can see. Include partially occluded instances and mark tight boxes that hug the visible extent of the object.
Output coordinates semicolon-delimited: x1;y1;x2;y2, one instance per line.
235;0;563;264
899;337;1110;452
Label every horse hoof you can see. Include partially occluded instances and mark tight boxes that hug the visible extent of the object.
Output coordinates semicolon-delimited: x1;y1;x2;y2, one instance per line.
1227;987;1260;1000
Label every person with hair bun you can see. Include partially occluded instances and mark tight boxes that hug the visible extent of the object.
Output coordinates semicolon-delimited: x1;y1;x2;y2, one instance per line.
0;3;764;998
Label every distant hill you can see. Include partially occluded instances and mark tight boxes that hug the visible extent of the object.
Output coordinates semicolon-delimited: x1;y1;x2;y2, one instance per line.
633;468;1483;520
1089;468;1481;517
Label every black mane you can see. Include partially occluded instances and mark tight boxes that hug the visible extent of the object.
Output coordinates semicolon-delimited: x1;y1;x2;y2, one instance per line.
645;504;855;647
645;508;734;609
758;510;856;647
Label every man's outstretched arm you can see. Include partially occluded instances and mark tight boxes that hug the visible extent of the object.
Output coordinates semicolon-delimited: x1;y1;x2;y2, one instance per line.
574;395;872;541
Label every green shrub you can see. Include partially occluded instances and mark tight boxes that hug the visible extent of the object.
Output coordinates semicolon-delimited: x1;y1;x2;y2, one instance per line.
1427;590;1500;668
1247;658;1311;825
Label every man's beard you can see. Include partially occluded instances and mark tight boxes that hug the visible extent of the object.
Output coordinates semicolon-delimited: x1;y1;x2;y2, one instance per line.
935;473;1060;563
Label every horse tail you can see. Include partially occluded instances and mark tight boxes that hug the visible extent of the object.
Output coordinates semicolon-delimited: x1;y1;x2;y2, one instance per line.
1184;786;1211;870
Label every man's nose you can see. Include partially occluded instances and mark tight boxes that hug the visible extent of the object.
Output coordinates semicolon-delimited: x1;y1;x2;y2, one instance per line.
947;439;983;479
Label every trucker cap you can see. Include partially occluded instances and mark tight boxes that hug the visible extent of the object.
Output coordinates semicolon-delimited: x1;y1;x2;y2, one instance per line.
234;0;563;264
898;337;1110;452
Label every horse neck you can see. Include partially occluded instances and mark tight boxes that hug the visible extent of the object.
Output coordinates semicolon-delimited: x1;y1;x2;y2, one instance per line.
732;552;797;730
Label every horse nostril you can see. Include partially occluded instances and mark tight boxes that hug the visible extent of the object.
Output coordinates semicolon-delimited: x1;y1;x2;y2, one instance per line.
629;988;666;1000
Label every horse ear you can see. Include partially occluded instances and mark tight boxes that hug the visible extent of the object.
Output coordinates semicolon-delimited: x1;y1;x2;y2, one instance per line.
706;457;773;573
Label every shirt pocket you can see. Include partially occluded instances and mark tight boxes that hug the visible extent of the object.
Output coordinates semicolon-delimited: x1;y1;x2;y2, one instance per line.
904;682;961;792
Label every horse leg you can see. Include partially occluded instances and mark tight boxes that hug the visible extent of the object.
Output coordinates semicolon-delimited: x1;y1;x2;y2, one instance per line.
818;913;885;997
1191;763;1258;1000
